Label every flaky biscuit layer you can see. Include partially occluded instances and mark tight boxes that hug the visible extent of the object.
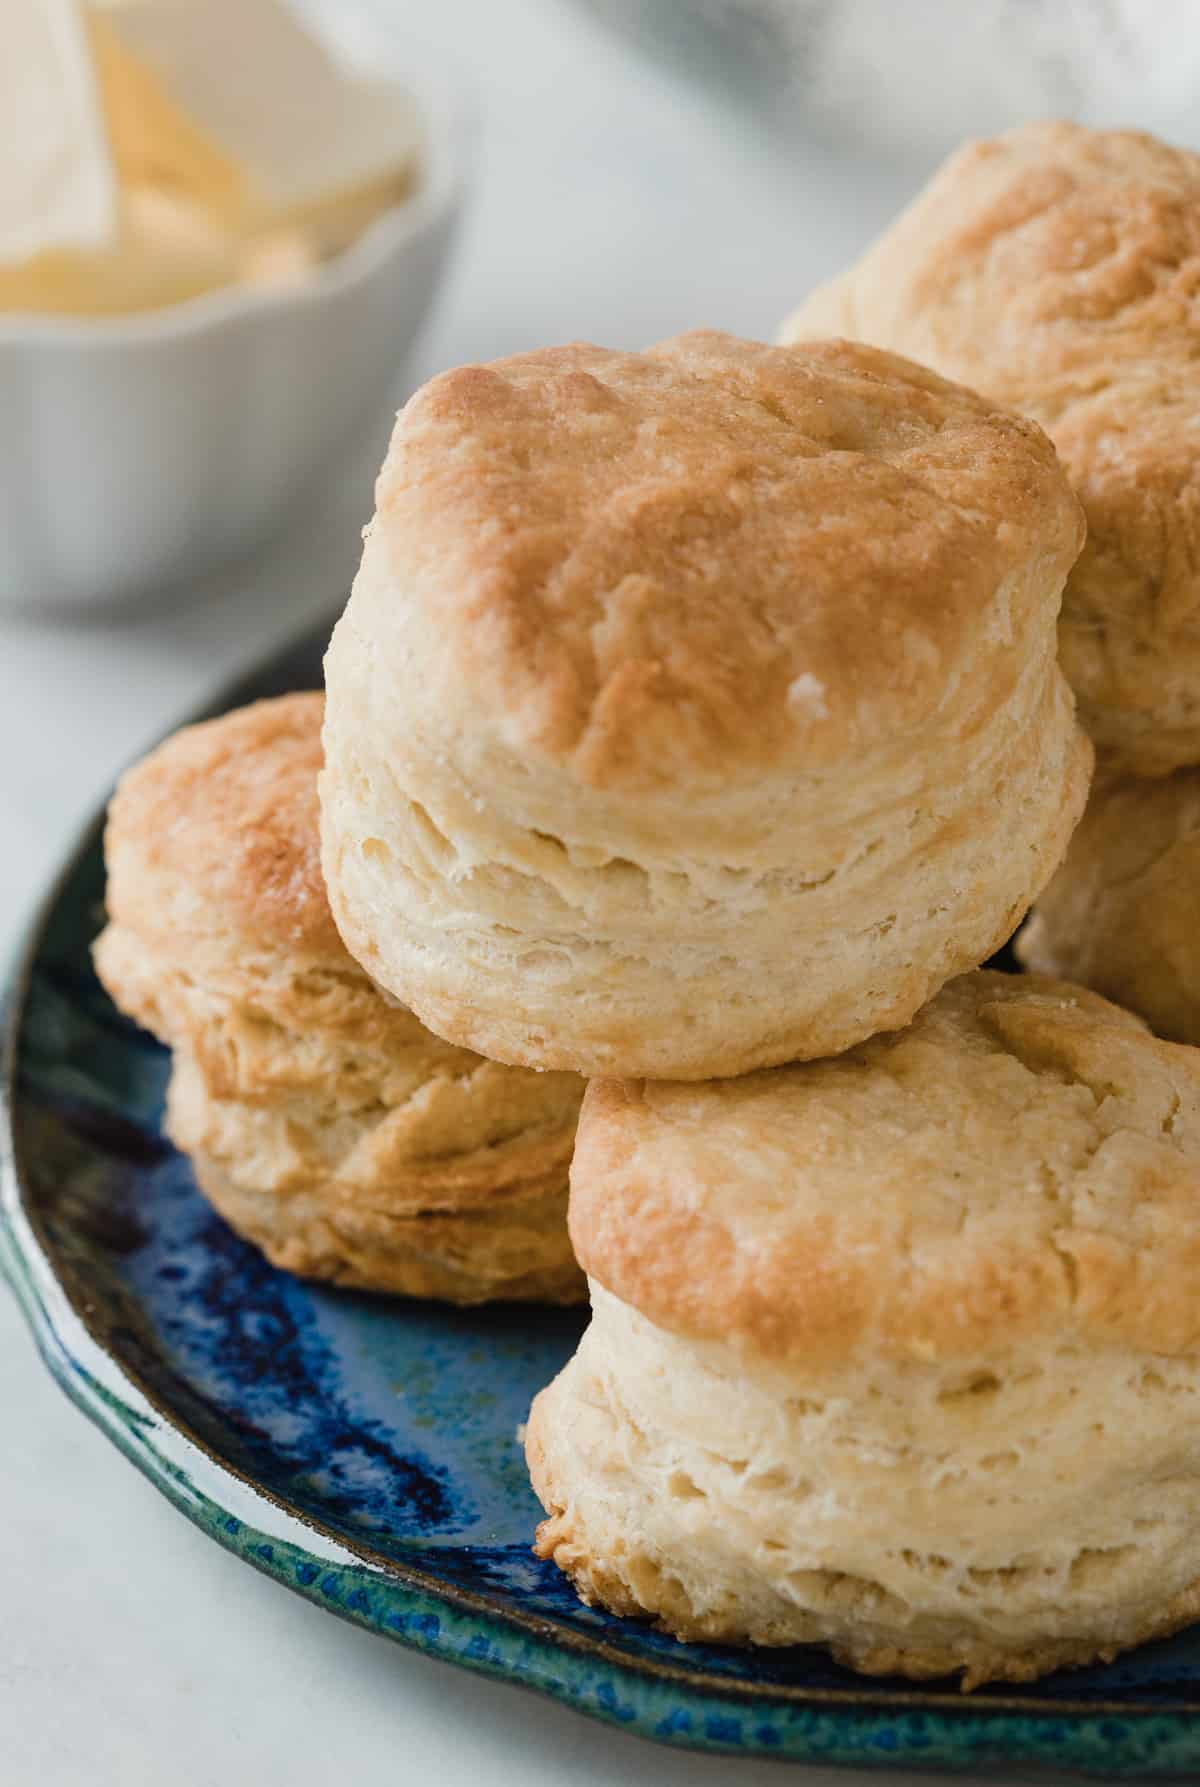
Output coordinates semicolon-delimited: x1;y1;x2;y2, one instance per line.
530;970;1200;1681
95;694;583;1303
529;1288;1200;1686
322;333;1088;1078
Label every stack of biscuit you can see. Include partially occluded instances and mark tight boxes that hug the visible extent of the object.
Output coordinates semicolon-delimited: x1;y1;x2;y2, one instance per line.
95;693;585;1305
95;121;1200;1690
317;316;1200;1688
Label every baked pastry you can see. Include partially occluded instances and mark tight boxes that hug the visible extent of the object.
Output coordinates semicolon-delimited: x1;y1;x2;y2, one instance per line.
781;122;1200;776
1018;771;1200;1046
529;971;1200;1685
321;331;1090;1080
94;693;584;1304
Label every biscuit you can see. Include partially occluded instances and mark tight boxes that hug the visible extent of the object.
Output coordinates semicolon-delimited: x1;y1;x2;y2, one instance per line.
781;122;1200;776
94;693;584;1305
321;331;1090;1079
1018;770;1200;1046
529;971;1200;1685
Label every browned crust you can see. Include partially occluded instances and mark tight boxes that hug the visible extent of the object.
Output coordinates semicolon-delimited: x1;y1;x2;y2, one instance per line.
103;692;341;957
568;971;1200;1362
96;697;586;1304
371;331;1082;790
783;122;1200;776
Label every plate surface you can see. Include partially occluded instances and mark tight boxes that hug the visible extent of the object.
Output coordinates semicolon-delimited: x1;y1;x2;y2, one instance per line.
6;616;1200;1776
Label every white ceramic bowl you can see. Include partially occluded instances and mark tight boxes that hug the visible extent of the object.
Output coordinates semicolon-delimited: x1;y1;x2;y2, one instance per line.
0;70;468;615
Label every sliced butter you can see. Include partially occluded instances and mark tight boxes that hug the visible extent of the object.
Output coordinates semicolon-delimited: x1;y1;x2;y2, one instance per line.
87;7;248;232
1;0;117;263
1;0;420;316
95;0;421;235
0;188;241;317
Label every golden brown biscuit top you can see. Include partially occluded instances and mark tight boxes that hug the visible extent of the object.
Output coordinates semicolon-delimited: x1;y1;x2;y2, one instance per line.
818;123;1200;419
104;692;343;958
367;331;1082;789
782;123;1200;749
570;971;1200;1363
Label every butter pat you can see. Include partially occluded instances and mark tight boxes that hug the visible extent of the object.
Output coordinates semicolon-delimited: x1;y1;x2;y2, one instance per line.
87;6;247;233
96;0;421;242
2;0;420;315
0;188;239;316
1;0;116;262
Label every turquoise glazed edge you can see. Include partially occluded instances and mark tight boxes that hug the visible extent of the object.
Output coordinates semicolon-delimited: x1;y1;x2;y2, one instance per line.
6;617;1200;1777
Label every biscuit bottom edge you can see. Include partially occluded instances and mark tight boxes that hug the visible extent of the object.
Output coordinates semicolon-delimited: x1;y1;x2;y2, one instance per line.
526;1306;1200;1689
531;1485;1200;1692
193;1152;586;1308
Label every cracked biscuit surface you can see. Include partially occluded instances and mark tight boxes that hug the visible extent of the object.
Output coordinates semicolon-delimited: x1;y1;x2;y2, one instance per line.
529;971;1200;1683
782;122;1200;776
321;331;1089;1079
94;693;584;1305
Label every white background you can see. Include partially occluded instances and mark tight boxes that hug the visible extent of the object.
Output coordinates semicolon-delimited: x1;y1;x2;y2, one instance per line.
1;3;1032;1782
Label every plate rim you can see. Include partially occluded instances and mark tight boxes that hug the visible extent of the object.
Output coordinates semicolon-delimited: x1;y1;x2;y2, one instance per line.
5;615;1200;1775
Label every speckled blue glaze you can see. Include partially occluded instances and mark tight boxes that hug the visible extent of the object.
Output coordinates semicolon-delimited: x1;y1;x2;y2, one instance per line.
6;619;1200;1775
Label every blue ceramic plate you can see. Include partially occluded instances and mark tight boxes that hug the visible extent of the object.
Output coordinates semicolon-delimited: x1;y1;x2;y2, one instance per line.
6;617;1200;1777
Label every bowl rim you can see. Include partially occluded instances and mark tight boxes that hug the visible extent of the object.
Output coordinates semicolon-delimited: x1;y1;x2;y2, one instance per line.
0;55;474;350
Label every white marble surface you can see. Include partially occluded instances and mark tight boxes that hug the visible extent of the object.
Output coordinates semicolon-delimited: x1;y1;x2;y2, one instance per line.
0;4;1030;1782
